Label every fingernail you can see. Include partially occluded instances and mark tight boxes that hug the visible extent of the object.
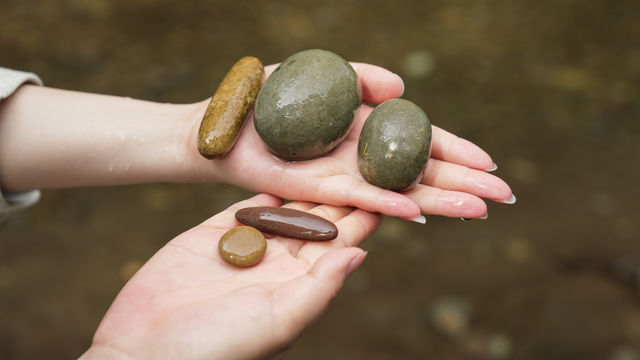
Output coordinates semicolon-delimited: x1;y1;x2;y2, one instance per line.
393;73;405;96
346;251;368;276
502;194;517;204
461;212;488;221
408;215;426;224
486;162;498;172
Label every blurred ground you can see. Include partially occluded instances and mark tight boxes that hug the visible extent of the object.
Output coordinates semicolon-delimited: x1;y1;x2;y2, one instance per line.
1;0;639;359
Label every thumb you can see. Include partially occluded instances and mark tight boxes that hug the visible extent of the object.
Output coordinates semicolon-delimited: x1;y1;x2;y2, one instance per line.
270;248;367;343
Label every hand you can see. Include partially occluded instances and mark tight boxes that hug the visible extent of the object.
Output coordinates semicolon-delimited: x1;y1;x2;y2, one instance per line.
81;193;380;360
189;63;514;220
0;61;513;220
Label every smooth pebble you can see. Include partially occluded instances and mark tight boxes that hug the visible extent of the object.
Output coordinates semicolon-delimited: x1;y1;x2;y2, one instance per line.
218;226;267;267
197;56;264;159
358;98;431;191
254;49;361;160
235;206;338;241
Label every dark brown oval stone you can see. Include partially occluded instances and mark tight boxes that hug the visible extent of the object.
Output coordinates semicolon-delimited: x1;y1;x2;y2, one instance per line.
218;226;267;267
235;206;338;241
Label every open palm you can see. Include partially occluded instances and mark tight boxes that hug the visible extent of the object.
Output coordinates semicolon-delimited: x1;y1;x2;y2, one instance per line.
85;193;379;360
188;63;513;221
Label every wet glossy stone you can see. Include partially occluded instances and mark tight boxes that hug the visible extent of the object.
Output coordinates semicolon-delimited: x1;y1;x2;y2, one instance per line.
254;49;361;160
235;206;338;241
358;98;431;191
197;56;264;159
218;226;267;267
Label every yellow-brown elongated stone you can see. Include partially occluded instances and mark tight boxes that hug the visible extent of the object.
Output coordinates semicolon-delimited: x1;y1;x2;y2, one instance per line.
197;56;264;159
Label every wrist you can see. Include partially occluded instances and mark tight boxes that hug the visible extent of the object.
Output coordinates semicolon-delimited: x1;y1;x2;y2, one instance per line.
130;99;208;184
79;344;133;360
177;98;225;184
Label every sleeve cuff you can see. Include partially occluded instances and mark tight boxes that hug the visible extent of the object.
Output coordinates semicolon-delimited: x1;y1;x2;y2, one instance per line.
0;189;41;223
1;67;43;222
0;66;43;99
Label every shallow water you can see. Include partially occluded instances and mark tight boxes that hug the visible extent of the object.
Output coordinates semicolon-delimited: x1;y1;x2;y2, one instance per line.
1;0;639;359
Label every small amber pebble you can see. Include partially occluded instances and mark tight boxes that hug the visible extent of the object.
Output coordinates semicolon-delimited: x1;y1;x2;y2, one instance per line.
198;56;264;159
218;226;267;267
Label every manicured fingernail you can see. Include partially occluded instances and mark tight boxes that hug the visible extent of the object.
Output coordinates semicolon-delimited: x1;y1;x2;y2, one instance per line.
486;162;498;172
502;194;517;204
393;73;405;96
461;212;487;221
346;251;368;276
408;215;426;224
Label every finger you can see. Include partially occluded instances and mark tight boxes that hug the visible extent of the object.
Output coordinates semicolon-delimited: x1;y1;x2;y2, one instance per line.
345;104;374;142
295;204;359;256
265;62;404;104
263;64;279;81
333;209;381;247
272;203;355;257
430;126;495;171
282;202;354;224
298;209;381;263
422;159;513;202
351;62;404;103
200;193;283;229
271;248;366;344
306;204;354;223
313;174;421;219
281;201;316;212
270;202;352;257
403;184;488;218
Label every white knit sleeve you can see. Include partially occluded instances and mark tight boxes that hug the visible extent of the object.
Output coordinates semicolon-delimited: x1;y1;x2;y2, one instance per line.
1;66;43;223
0;67;42;98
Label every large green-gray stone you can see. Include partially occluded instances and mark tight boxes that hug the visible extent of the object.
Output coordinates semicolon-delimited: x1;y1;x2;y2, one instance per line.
358;98;432;191
254;49;361;160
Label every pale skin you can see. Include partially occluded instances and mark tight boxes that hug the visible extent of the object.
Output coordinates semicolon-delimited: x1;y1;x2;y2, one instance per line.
0;63;514;220
0;62;514;358
80;193;380;359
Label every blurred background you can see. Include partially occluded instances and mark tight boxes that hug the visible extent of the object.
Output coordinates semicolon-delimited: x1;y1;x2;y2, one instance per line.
1;0;639;359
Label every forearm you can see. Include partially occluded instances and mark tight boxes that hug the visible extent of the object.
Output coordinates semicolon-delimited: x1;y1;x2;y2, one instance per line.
79;344;134;360
0;85;211;191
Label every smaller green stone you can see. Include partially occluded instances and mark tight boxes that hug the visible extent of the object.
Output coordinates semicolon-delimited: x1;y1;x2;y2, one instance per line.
357;98;432;191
